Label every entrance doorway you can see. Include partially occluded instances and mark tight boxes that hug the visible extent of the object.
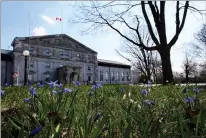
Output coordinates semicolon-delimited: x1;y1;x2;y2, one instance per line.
70;72;79;83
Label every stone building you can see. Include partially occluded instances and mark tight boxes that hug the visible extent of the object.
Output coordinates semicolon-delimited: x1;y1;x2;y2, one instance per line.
1;34;139;85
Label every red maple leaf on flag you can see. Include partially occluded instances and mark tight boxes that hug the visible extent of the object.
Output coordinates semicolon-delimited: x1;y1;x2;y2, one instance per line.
56;17;62;21
13;72;18;78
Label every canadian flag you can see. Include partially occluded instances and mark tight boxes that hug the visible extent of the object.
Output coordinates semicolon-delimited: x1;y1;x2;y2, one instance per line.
56;17;62;21
13;72;18;78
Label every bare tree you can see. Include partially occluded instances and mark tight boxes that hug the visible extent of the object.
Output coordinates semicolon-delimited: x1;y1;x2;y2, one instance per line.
182;51;198;83
69;1;205;84
196;24;206;46
116;32;158;82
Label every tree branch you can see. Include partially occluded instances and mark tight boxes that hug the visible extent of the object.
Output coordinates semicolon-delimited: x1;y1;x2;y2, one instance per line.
168;1;189;48
141;1;160;46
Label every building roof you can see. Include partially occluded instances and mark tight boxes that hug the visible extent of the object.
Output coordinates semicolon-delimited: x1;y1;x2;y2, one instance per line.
1;49;13;55
11;34;97;54
1;49;13;61
98;59;131;68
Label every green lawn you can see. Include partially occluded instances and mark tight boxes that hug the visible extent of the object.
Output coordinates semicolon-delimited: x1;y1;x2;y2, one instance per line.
1;83;206;138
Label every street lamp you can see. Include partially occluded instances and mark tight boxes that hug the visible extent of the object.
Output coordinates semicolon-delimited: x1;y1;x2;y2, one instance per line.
23;50;30;85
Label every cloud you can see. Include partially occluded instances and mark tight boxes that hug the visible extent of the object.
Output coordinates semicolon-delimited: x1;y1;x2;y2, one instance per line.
32;26;47;36
41;15;56;26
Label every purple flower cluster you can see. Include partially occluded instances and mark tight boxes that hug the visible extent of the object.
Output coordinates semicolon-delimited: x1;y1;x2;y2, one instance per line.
184;96;196;103
63;88;72;93
24;98;30;103
73;81;81;86
37;82;44;88
147;80;152;87
92;83;102;90
29;126;42;137
29;87;36;96
47;80;58;88
141;89;149;95
193;87;204;94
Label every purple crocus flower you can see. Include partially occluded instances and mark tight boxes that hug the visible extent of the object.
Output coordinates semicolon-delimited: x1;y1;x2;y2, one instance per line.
1;90;5;97
63;88;72;93
29;126;42;137
29;87;36;96
24;98;30;103
37;82;44;88
56;83;63;89
92;83;102;90
184;96;196;103
193;87;203;94
73;81;81;86
143;99;155;106
147;80;152;87
141;89;149;95
47;80;58;88
94;113;101;122
120;88;125;93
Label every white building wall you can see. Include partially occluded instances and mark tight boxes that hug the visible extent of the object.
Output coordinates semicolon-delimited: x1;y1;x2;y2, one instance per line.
97;66;131;84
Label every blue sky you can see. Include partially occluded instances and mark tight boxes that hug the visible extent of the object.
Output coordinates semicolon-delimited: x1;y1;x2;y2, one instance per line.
2;1;206;72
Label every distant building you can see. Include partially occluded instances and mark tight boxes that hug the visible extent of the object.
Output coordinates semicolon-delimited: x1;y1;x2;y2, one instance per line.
1;34;140;85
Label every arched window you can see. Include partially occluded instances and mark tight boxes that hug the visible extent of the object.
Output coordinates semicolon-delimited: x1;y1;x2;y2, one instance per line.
100;71;103;81
122;72;124;81
111;72;114;81
105;71;108;81
117;72;120;81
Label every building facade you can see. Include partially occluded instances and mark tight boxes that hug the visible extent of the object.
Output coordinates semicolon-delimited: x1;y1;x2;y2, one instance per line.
1;34;137;85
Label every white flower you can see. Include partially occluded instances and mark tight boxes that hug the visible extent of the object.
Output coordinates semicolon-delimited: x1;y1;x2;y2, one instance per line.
123;94;127;100
137;104;141;109
128;92;131;97
32;113;37;118
129;99;134;103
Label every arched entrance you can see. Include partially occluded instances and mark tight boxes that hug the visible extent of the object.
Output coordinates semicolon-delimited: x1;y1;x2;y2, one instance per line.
70;72;79;83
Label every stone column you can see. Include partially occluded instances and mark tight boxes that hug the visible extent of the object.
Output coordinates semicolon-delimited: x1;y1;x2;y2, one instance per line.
66;67;71;84
79;67;83;82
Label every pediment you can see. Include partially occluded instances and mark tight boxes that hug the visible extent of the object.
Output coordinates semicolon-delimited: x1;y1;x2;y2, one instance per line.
12;34;97;54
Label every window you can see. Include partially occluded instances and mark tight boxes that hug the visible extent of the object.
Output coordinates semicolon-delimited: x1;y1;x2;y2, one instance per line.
45;63;50;68
127;72;130;81
105;71;108;81
65;52;69;57
29;47;34;52
60;51;63;56
122;72;124;81
30;63;34;68
45;49;50;55
88;66;91;71
111;72;114;81
117;72;120;81
100;71;103;81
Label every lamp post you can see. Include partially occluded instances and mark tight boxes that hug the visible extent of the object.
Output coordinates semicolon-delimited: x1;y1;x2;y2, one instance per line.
23;50;30;85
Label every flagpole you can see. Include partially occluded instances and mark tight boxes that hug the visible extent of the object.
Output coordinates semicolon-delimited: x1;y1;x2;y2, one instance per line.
61;10;63;34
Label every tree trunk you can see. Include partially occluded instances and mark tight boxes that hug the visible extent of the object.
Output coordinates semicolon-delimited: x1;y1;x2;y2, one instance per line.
159;48;174;84
185;69;189;83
